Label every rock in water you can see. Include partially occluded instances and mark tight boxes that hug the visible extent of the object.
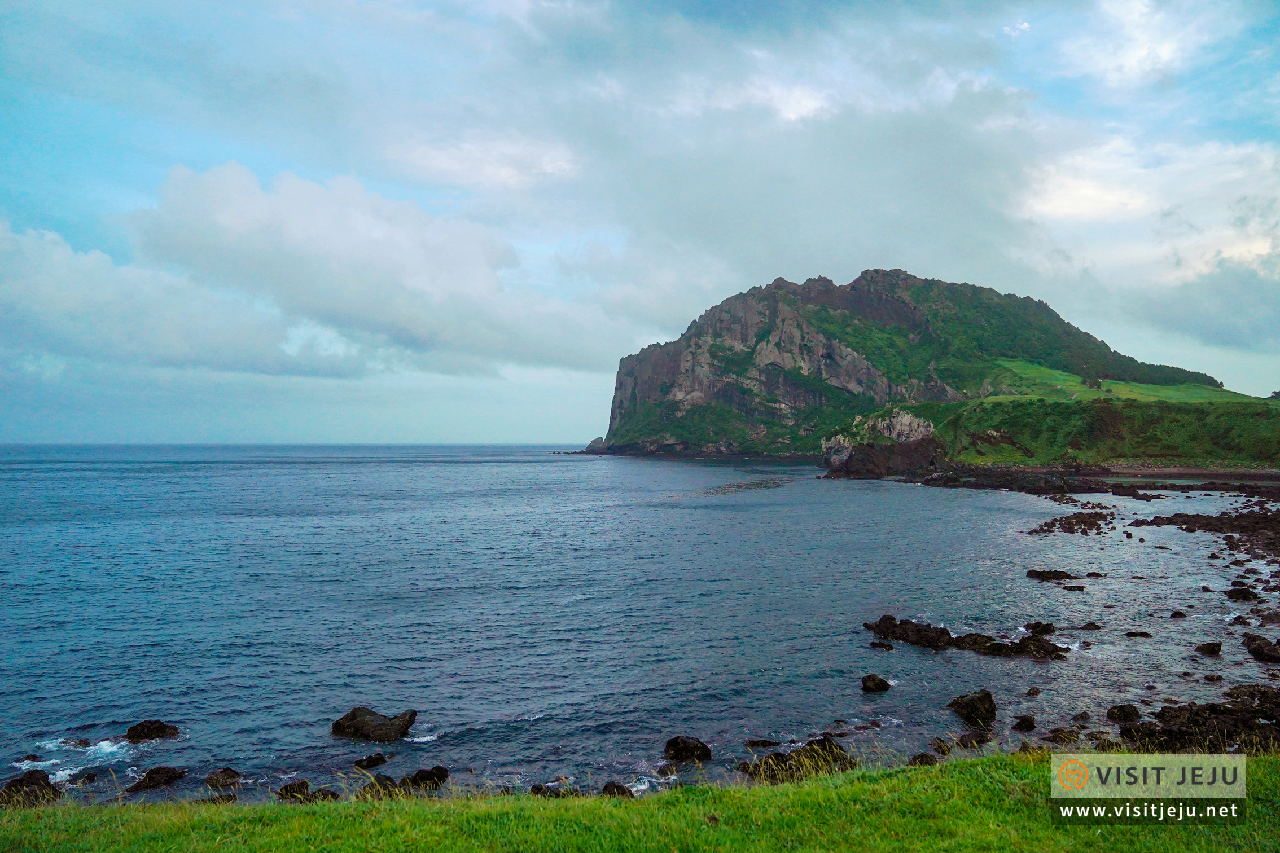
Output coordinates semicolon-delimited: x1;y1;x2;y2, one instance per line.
1012;715;1035;732
399;767;449;790
354;753;388;771
583;437;607;454
663;736;712;762
736;736;856;782
601;781;634;798
0;770;63;807
126;767;186;793
277;779;313;802
1195;641;1222;656
861;674;891;693
204;767;241;789
947;689;997;730
125;720;179;743
1243;633;1280;663
331;707;417;743
929;737;952;756
907;753;937;767
1107;704;1141;723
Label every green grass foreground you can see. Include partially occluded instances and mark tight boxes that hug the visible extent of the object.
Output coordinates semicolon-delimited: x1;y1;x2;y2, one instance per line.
4;754;1278;853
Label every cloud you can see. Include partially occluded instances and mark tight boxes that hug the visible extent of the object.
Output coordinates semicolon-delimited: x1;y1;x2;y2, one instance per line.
1058;0;1242;86
129;162;626;371
1132;257;1280;351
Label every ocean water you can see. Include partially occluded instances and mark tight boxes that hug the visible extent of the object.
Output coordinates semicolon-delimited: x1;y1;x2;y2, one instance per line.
1;445;1272;800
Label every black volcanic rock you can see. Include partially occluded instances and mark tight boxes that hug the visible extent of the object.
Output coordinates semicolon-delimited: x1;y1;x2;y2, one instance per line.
601;781;633;798
0;770;62;807
126;767;186;793
861;674;891;693
354;753;388;771
125;720;179;743
947;690;997;730
204;767;241;789
663;736;712;763
399;767;449;790
1243;633;1280;663
332;707;417;743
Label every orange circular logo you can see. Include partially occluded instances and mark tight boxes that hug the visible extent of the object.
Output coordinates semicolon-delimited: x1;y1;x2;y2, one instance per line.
1058;760;1089;790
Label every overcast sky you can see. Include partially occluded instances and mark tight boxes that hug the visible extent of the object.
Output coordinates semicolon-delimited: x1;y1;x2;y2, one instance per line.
2;0;1279;442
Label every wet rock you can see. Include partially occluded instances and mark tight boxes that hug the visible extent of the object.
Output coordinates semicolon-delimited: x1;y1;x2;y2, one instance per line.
1171;611;1188;619
736;735;856;782
1227;588;1262;602
1119;684;1280;753
744;739;781;749
204;767;241;789
126;767;186;793
947;689;997;730
1015;741;1049;756
0;770;62;808
1026;570;1078;581
861;674;891;693
1206;674;1224;682
1071;711;1091;723
357;773;400;800
1196;641;1223;656
664;736;712;763
1203;586;1214;592
277;780;313;802
68;770;98;786
1243;633;1280;663
865;615;1067;660
191;793;237;805
399;767;449;790
907;753;937;767
1125;631;1153;638
1026;687;1042;697
929;737;952;756
1012;715;1036;732
1065;585;1085;592
1041;728;1079;745
1025;621;1056;636
354;753;388;771
332;707;417;743
863;614;951;649
125;720;180;743
18;755;38;763
869;641;894;650
1107;705;1141;723
1231;615;1252;626
956;731;991;749
601;781;633;798
1086;572;1105;578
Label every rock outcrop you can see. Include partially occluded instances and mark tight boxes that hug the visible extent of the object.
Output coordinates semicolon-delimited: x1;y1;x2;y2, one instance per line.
125;720;179;743
663;736;712;763
331;707;417;743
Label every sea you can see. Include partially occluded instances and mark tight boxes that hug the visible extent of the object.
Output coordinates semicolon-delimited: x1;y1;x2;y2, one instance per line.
1;445;1271;801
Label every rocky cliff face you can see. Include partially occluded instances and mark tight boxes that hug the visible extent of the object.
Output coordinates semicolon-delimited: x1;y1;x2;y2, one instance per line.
607;271;961;453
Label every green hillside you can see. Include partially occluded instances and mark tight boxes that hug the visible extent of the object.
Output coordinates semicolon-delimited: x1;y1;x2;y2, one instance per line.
602;270;1277;466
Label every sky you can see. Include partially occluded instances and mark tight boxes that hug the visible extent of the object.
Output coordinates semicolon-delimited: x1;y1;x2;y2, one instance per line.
2;0;1279;443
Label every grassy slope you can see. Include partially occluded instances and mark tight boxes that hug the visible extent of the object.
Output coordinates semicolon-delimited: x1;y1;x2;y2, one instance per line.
882;361;1280;467
3;755;1275;853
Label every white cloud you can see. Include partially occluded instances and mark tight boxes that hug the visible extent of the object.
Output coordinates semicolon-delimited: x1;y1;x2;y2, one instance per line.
130;162;627;370
1058;0;1240;86
387;135;578;188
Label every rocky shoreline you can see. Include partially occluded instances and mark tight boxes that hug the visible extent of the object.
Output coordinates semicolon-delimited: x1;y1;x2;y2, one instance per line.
8;461;1280;810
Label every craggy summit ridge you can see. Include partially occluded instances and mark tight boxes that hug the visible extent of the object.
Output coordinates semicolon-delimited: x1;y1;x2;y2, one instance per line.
601;269;1224;458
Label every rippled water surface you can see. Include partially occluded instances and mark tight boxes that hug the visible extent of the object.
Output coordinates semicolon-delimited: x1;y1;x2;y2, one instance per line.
1;445;1272;800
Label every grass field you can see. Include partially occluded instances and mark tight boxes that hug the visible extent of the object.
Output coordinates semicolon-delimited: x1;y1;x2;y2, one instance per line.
987;360;1265;405
3;754;1276;853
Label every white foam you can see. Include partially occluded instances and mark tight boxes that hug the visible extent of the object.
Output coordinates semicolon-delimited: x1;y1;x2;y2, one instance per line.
48;767;81;784
85;740;133;761
406;735;439;743
12;758;60;771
